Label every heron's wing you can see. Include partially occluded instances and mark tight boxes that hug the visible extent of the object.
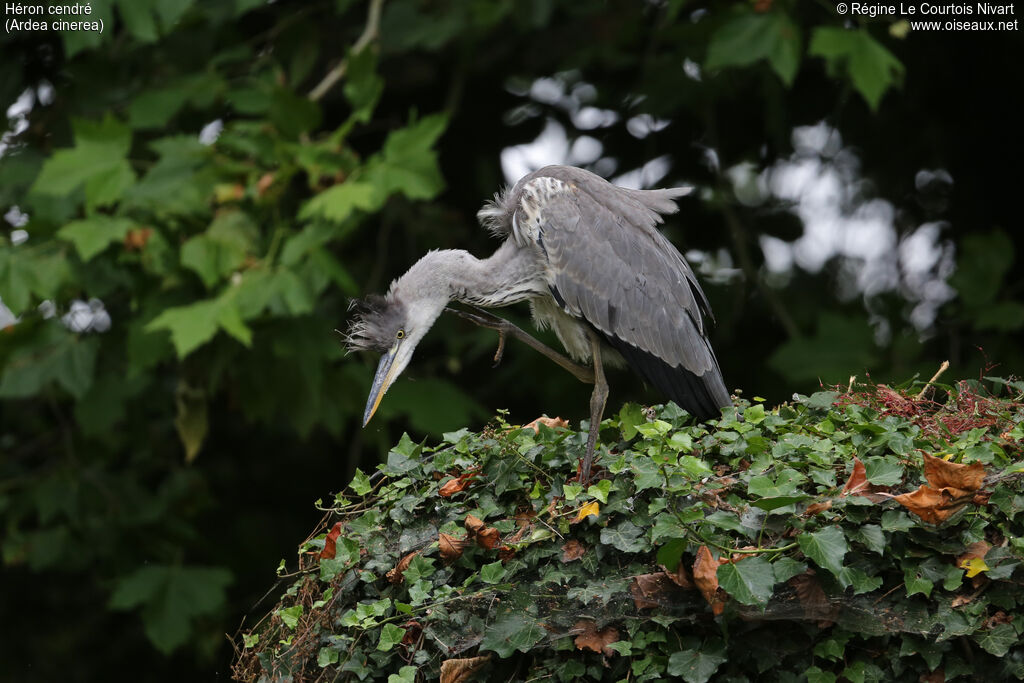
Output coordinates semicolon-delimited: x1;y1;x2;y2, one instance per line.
522;175;730;419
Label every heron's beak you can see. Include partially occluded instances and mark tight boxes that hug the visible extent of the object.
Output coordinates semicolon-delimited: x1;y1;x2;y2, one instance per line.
363;343;401;427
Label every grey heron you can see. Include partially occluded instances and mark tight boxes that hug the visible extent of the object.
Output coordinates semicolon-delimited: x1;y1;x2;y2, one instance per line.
346;165;730;483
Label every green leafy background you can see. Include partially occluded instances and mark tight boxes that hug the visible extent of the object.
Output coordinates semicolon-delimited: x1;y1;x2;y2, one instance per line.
0;0;1020;679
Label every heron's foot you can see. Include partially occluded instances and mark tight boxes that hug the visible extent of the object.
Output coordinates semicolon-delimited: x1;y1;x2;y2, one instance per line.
444;305;595;385
444;305;516;367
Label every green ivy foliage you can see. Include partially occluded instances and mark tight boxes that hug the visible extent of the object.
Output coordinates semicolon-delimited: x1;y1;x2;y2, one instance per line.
237;380;1024;681
2;0;1019;672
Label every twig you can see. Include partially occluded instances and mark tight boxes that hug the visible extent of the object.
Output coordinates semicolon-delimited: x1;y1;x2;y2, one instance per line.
915;360;950;401
308;0;384;102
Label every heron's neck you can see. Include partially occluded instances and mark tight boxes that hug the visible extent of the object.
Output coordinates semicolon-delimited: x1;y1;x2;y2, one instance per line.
405;242;543;309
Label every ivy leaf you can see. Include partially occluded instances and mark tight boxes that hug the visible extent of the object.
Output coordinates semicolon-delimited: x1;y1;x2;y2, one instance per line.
317;646;339;667
350;468;372;496
279;605;303;629
479;611;545;658
618;402;644;440
717;557;776;608
387;666;418;683
852;524;886;555
863;456;904;486
809;27;904;110
666;638;728;683
58;216;136;261
376;624;406;651
480;561;506;584
973;624;1017;656
600;521;648;553
797;527;848;578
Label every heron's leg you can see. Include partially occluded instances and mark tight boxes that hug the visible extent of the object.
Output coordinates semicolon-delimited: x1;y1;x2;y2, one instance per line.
445;305;594;384
581;331;609;485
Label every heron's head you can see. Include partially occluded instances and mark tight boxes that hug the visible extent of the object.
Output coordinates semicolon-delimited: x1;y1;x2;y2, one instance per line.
345;274;448;426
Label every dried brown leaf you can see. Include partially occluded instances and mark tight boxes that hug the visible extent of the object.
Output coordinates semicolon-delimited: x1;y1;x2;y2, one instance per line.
439;477;469;497
803;501;833;517
464;514;485;535
561;540;586;563
789;571;836;627
693;545;724;614
957;541;991;568
572;620;620;656
922;452;985;491
476;526;500;550
660;562;695;589
440;654;492;683
630;573;687;610
319;522;343;560
524;416;569;433
894;485;970;524
401;620;423;645
840;456;887;501
387;551;418;584
439;533;469;563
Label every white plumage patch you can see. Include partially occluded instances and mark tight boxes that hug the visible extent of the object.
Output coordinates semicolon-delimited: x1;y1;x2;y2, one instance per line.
513;176;572;247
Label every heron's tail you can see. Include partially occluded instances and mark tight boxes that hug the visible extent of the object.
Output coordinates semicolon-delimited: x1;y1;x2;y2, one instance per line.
604;336;731;421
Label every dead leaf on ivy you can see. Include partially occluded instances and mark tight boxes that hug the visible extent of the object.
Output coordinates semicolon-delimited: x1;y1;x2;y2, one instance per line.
951;594;975;608
524;416;569;433
572;501;600;524
630;573;687;610
476;526;500;550
803;501;833;517
918;668;944;683
894;485;971;524
401;620;423;645
440;654;491;683
439;533;469;562
319;522;343;560
439;468;482;498
922;452;985;491
841;456;887;502
561;540;586;562
387;551;418;584
693;545;725;615
439;478;468;497
984;611;1013;628
572;619;619;656
514;508;536;527
956;540;992;578
789;571;836;627
464;514;485;535
659;562;695;589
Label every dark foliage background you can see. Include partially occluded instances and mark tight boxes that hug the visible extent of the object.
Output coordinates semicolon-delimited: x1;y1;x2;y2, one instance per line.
0;0;1020;679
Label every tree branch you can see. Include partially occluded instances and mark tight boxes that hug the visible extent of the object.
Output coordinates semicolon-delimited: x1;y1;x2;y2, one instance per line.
308;0;385;102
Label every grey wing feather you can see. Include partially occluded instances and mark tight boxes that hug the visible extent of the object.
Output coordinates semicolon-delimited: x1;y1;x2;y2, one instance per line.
531;172;730;419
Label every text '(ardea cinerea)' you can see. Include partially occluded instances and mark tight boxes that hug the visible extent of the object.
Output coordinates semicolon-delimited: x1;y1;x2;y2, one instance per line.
346;165;731;483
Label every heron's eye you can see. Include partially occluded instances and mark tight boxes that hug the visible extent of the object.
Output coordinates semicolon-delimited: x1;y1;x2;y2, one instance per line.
396;329;405;339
